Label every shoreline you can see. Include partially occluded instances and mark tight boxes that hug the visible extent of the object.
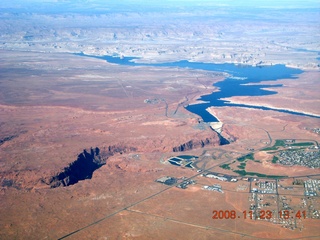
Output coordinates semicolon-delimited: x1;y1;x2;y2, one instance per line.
220;99;320;118
206;107;222;123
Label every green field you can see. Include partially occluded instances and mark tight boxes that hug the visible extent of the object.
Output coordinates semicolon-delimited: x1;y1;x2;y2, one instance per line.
237;162;246;169
262;140;315;151
237;153;254;162
262;140;286;151
290;142;314;147
219;163;231;170
233;169;286;179
272;156;278;163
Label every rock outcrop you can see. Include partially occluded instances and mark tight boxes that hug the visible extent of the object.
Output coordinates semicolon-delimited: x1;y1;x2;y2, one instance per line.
172;129;230;152
173;139;206;152
217;133;230;145
173;135;223;152
0;135;17;146
48;147;104;188
48;145;136;188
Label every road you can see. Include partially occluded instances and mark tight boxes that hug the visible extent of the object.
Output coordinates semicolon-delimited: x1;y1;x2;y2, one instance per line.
58;136;320;239
58;156;235;239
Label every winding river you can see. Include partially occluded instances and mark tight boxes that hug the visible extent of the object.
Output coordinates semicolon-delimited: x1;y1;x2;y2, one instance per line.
76;53;319;122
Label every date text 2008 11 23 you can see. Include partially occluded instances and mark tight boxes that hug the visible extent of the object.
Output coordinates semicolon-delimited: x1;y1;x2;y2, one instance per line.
212;210;307;220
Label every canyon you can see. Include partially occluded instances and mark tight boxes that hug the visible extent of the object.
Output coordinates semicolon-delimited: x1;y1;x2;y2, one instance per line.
0;1;319;239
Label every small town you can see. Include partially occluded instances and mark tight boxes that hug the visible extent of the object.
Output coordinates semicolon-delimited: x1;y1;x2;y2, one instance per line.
277;149;320;168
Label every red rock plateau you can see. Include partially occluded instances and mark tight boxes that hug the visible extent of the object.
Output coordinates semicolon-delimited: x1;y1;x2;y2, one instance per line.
0;49;319;240
1;2;320;239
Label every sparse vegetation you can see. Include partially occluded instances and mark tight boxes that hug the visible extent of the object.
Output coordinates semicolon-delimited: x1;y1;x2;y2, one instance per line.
274;140;286;147
219;163;231;170
272;156;278;163
292;179;304;185
234;170;247;176
237;153;254;162
237;162;246;169
233;169;286;178
262;140;314;152
262;140;286;151
291;142;314;147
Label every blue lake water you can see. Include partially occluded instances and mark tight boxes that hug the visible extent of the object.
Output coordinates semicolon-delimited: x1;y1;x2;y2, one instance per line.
75;53;319;122
168;160;181;166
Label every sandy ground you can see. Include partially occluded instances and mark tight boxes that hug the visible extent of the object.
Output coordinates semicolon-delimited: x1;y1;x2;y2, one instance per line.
0;50;319;239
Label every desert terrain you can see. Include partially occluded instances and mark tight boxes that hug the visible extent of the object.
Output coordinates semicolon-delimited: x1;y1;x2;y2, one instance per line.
0;1;320;240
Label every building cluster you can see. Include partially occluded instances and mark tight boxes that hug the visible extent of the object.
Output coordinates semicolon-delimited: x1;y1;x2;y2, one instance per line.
277;149;320;168
248;192;264;219
155;176;177;186
155;176;198;189
313;128;320;134
310;128;320;134
249;191;303;230
246;178;320;229
202;172;238;182
301;195;320;219
304;179;320;197
251;180;277;194
279;196;292;211
311;209;320;218
202;184;223;193
176;179;196;189
278;218;300;230
144;98;163;104
304;127;320;134
242;177;259;182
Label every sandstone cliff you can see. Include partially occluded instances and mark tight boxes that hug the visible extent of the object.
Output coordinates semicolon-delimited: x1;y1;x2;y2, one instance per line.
47;145;136;188
172;131;225;152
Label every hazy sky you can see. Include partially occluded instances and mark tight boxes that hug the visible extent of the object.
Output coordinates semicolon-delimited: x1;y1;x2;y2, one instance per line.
1;0;320;12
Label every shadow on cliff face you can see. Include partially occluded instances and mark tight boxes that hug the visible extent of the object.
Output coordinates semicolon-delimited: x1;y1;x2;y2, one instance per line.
217;133;230;145
48;147;103;188
172;133;229;152
47;146;136;188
